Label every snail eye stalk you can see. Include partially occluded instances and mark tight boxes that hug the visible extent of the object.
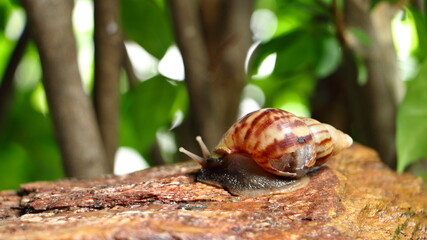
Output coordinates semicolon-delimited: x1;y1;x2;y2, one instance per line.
179;147;205;166
196;136;210;159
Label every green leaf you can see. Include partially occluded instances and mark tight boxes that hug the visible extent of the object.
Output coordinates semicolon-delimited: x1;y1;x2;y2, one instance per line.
120;76;183;163
250;29;319;77
397;59;427;172
273;31;316;76
0;143;28;190
273;0;331;35
250;72;314;110
121;0;173;59
255;0;277;10
313;35;342;78
412;9;427;61
0;87;64;190
253;25;338;79
0;3;8;31
353;53;368;85
348;27;371;47
9;0;21;7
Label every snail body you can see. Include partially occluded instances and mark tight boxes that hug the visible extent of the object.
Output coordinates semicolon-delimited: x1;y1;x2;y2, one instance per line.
179;108;353;197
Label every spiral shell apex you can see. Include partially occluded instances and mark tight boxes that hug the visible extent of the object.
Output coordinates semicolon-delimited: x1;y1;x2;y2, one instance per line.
214;108;353;178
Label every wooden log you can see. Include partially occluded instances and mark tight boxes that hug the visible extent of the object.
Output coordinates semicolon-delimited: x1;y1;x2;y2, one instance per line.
0;144;426;239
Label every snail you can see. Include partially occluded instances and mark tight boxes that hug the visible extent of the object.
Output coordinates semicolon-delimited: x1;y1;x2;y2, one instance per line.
179;108;353;197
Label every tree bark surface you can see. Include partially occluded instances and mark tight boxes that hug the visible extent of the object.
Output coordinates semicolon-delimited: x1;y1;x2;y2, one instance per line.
0;144;426;239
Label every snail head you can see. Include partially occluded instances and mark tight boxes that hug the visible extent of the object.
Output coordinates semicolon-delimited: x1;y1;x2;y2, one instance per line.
179;136;223;168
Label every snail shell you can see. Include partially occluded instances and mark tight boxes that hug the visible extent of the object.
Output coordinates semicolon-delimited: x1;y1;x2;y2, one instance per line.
179;108;353;197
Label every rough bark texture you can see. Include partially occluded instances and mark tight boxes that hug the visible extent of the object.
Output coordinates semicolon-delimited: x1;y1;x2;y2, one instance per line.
21;0;110;178
0;144;426;239
312;0;405;168
169;0;253;151
93;0;123;173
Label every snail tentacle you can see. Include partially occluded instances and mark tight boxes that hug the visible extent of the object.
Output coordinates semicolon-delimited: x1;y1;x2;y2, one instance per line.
195;136;210;159
179;147;205;166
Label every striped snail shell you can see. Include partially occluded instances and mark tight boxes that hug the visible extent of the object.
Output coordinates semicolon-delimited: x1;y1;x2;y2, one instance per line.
179;108;353;197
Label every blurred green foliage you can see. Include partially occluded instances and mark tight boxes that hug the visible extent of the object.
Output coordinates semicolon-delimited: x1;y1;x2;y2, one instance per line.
397;59;427;173
0;0;426;190
396;9;427;173
250;0;341;114
0;1;64;190
120;76;187;164
120;0;172;59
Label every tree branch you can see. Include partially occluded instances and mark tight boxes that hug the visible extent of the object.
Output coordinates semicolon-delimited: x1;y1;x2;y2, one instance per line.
208;0;253;128
168;0;214;149
169;0;253;150
336;0;403;167
0;24;29;131
93;0;123;172
313;0;408;168
331;0;348;47
21;0;110;178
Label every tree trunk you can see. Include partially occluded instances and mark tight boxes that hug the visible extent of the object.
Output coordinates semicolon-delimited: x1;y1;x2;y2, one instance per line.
345;0;404;169
0;144;426;239
169;0;253;151
312;0;405;168
22;0;110;178
93;0;123;172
